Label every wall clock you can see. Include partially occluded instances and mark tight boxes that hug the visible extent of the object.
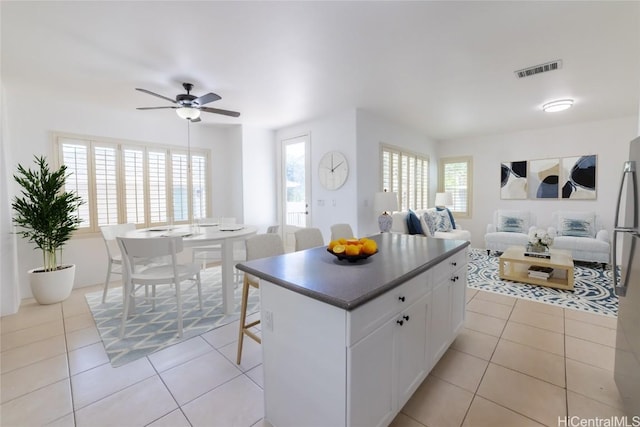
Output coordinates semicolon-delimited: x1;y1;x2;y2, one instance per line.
318;151;349;190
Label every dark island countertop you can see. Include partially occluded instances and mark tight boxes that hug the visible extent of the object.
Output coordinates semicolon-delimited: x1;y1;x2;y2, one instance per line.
235;233;469;311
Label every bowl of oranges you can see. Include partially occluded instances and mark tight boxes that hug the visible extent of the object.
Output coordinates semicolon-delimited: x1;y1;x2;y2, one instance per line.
327;237;378;262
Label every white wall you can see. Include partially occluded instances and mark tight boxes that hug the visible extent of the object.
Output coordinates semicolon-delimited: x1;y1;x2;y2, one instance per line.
1;81;21;315
275;108;440;240
355;109;439;236
276;110;358;242
3;83;247;309
437;116;639;249
242;125;278;231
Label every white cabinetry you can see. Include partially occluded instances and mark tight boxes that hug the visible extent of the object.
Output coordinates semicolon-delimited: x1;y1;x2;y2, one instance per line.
348;277;431;427
260;248;467;427
430;248;468;366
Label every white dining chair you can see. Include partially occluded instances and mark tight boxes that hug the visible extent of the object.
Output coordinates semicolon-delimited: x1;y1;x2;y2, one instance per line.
99;223;136;303
117;236;202;338
237;233;285;364
330;223;354;241
294;227;325;251
191;217;227;269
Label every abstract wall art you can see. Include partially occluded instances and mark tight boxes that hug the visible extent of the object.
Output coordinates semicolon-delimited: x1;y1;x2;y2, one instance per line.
500;161;527;199
501;154;597;200
561;155;597;199
528;158;559;199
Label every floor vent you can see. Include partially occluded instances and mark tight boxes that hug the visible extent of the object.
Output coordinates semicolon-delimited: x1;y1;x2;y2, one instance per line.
515;60;562;79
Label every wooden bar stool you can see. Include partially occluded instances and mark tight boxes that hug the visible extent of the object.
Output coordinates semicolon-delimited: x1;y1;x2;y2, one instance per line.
237;233;285;364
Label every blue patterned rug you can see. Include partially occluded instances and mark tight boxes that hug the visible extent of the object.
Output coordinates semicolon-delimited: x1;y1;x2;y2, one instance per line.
468;248;617;317
86;267;259;367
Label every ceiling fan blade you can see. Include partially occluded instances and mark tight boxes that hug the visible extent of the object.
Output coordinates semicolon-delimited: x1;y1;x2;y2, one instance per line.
135;88;177;104
201;106;241;117
136;106;178;110
193;92;221;106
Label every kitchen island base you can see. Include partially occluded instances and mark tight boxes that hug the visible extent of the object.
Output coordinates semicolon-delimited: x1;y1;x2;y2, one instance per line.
259;247;468;427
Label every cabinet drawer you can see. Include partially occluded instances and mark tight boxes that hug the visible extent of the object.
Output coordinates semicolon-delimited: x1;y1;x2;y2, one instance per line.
433;248;467;283
348;272;430;346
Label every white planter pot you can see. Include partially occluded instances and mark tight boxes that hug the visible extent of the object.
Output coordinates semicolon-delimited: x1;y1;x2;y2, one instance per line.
28;264;76;305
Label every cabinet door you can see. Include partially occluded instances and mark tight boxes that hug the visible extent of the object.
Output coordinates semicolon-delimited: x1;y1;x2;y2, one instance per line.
348;319;395;427
451;269;467;336
396;293;430;408
430;281;452;366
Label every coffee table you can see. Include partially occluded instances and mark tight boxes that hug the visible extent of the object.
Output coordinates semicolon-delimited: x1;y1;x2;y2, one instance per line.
498;246;574;290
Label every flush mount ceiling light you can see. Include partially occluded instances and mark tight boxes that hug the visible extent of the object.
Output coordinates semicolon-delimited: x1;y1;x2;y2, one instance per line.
542;99;574;113
176;107;201;120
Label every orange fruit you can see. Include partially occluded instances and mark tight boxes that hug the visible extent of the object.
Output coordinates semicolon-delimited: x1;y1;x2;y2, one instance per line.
328;240;339;250
362;239;378;255
345;244;361;256
338;238;347;245
346;238;359;245
332;244;346;254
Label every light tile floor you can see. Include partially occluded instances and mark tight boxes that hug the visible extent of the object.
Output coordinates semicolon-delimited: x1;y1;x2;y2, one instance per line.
0;284;630;427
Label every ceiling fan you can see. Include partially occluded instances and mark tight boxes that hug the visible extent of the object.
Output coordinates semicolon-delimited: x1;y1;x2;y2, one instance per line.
136;82;240;122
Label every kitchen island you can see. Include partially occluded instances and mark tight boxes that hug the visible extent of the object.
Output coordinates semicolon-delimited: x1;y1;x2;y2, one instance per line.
236;233;469;427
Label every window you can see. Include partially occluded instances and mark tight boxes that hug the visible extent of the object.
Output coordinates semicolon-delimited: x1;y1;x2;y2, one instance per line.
56;133;211;233
381;144;429;211
439;156;472;218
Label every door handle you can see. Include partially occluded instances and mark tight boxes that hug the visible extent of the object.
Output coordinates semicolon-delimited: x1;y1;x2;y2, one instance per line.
613;161;638;297
613;229;636;297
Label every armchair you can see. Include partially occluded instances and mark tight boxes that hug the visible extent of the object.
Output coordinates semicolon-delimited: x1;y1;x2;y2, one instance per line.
485;210;536;255
548;211;610;266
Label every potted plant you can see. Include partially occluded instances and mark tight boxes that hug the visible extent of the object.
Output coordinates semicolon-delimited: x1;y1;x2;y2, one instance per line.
12;155;84;304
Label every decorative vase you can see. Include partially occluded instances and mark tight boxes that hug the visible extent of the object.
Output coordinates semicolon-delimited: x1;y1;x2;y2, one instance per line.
28;264;76;304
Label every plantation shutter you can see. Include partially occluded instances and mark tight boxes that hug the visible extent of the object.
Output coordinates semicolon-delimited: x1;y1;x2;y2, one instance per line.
93;145;118;226
381;145;428;211
123;147;145;225
148;150;167;223
60;139;91;229
443;161;468;214
192;154;207;220
171;153;189;222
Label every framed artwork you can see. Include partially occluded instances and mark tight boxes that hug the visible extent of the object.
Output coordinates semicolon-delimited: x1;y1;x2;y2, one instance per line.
528;158;559;199
561;155;596;199
500;161;527;199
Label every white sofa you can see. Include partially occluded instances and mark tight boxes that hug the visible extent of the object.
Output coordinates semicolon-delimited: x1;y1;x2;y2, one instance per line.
485;210;536;254
547;211;610;266
391;208;471;241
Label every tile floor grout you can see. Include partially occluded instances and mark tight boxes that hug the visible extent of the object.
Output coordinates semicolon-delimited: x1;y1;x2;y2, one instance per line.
1;283;628;427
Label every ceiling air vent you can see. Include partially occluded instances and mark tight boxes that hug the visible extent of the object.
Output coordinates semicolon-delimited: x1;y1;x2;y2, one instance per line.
514;60;562;79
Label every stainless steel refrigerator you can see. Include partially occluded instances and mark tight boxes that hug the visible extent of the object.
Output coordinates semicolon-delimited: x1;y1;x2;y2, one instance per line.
613;135;640;415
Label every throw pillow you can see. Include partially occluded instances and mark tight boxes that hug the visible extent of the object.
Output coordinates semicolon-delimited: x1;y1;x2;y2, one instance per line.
558;212;595;238
406;209;424;235
422;210;437;236
435;210;453;232
496;211;529;233
423;208;452;234
436;206;456;230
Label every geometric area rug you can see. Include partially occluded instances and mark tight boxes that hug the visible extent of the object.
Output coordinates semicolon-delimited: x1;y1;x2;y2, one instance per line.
85;266;259;367
467;248;618;318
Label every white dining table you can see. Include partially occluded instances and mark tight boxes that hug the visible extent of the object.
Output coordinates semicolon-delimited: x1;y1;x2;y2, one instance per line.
125;224;258;314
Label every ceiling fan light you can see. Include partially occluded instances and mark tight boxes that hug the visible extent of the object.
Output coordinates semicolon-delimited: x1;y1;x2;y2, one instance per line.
542;99;574;113
176;107;201;120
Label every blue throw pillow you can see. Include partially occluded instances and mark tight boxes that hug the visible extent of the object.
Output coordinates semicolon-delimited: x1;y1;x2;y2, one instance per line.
497;216;525;233
406;209;423;235
559;218;594;237
436;207;456;230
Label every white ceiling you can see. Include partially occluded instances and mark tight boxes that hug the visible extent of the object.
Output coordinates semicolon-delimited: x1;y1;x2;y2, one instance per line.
2;1;639;140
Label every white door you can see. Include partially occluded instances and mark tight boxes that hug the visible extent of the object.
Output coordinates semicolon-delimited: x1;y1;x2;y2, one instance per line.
281;136;311;249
